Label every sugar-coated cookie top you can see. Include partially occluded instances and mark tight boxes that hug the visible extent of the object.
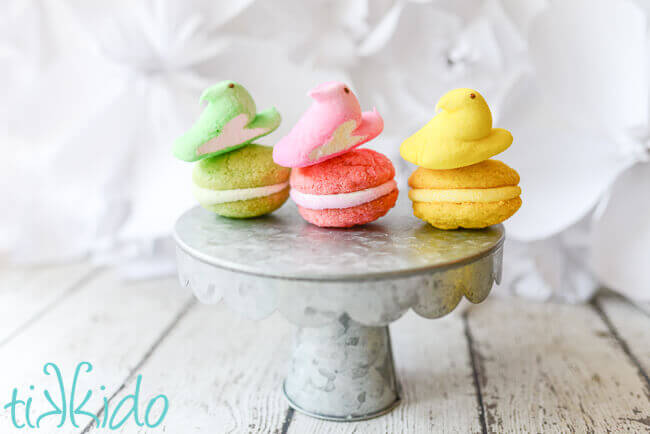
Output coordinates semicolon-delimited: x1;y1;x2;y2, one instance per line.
193;144;290;190
408;159;520;189
290;149;395;195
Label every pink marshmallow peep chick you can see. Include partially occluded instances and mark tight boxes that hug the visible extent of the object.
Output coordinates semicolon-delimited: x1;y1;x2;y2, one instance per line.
273;81;384;168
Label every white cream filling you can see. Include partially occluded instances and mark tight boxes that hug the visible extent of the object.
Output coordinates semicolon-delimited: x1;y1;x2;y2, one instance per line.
193;181;289;205
291;179;396;210
308;119;366;161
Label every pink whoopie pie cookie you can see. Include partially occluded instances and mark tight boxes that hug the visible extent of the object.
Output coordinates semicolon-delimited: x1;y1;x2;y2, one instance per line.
273;81;383;168
290;149;399;227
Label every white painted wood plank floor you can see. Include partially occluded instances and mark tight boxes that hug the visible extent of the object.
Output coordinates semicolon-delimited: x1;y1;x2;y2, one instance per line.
0;264;648;433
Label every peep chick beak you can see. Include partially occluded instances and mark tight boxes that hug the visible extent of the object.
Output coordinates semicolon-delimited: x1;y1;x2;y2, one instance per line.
308;89;329;102
435;95;450;113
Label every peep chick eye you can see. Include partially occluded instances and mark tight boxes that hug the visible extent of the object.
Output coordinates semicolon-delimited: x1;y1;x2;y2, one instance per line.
344;87;350;94
228;83;234;88
470;93;476;99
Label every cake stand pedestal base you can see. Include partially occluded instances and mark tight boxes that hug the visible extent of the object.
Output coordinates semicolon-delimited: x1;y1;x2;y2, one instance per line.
174;203;504;422
283;314;400;421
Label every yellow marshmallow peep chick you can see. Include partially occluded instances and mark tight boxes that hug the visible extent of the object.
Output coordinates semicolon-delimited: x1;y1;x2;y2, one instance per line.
400;89;513;169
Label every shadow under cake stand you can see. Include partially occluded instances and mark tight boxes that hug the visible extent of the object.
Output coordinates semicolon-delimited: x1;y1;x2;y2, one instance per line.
173;198;504;422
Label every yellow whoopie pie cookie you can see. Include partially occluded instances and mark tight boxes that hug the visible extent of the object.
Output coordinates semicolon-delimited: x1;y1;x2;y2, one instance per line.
408;159;521;229
400;89;513;169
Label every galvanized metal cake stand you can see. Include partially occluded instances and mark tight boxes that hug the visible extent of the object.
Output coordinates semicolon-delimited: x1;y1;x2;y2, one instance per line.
173;197;504;422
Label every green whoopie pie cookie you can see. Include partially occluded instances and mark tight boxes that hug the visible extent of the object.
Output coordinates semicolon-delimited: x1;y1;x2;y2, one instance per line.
192;144;291;218
174;81;281;162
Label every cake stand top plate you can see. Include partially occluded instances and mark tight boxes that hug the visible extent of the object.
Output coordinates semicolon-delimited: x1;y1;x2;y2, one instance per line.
174;197;504;282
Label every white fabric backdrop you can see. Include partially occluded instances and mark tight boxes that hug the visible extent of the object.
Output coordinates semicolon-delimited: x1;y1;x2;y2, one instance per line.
2;0;649;303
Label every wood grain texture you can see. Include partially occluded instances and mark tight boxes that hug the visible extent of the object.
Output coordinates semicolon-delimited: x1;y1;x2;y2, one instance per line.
595;293;650;433
466;297;650;434
288;309;482;434
596;294;650;377
1;262;649;434
0;270;192;433
97;304;295;434
0;262;96;346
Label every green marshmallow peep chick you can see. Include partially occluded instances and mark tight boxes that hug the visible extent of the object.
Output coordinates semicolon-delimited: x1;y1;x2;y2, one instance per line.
173;81;281;162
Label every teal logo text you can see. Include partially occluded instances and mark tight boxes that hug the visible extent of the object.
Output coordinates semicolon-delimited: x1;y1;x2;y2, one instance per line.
3;362;168;430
